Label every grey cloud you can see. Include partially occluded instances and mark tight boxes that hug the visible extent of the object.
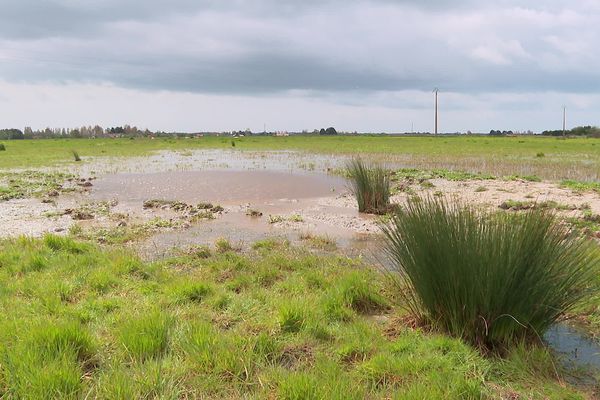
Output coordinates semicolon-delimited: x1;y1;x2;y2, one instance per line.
0;0;513;39
0;0;599;100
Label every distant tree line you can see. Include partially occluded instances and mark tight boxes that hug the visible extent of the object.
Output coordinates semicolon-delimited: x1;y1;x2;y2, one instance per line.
0;125;162;139
489;130;514;136
0;129;25;140
541;125;600;137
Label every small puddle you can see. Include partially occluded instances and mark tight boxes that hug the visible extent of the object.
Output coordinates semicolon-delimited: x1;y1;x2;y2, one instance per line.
545;323;600;386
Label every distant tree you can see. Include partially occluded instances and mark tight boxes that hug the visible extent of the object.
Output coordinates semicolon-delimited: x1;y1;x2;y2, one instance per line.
23;127;33;138
92;125;104;137
0;129;24;140
109;127;126;134
319;127;337;135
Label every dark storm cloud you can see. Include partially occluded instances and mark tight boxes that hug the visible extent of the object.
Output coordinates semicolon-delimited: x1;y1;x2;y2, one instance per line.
0;0;599;96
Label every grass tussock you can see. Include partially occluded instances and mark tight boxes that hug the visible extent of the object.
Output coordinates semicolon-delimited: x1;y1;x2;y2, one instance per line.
118;310;172;361
381;196;599;351
71;150;81;162
346;158;390;215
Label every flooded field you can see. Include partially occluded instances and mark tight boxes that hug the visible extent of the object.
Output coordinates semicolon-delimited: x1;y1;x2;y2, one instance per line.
88;167;381;258
2;149;600;255
1;144;599;398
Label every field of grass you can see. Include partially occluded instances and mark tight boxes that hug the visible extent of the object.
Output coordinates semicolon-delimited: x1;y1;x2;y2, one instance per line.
0;136;599;180
0;235;594;399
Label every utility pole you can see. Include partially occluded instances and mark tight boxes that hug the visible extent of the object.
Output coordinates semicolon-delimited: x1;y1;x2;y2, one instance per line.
433;88;439;135
562;106;566;137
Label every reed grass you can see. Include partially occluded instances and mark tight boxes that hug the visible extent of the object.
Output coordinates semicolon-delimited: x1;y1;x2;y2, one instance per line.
346;158;390;215
71;150;81;162
380;196;599;351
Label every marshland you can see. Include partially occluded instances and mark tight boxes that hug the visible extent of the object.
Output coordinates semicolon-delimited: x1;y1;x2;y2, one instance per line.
0;135;599;399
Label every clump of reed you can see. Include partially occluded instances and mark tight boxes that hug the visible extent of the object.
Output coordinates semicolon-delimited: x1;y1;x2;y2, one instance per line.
346;158;390;215
0;143;6;151
71;150;81;162
380;196;598;352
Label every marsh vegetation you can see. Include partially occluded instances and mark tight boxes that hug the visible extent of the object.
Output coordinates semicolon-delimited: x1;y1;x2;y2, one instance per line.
347;158;390;214
381;197;599;352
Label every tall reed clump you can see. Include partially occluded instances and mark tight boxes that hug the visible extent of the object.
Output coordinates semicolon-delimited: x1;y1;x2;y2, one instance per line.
0;143;6;151
380;196;598;352
346;158;390;215
71;150;81;162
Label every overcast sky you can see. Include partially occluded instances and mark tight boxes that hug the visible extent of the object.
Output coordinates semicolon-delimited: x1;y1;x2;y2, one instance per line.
0;0;598;133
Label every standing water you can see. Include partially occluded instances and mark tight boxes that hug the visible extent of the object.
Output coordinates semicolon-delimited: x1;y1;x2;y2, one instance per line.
545;323;600;387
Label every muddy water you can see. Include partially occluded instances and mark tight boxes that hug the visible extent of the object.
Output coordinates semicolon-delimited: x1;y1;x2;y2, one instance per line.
139;208;383;261
86;164;383;258
90;170;345;204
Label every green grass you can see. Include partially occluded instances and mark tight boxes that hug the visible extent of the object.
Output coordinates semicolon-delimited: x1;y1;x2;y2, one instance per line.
299;232;337;251
1;136;600;181
0;170;76;201
566;211;600;241
394;168;495;182
347;158;391;214
0;235;594;398
381;196;599;351
72;217;184;244
499;199;589;211
561;179;600;193
118;310;172;361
